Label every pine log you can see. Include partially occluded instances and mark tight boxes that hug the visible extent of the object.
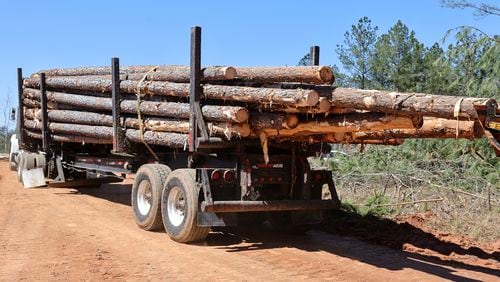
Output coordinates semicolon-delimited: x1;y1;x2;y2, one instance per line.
234;66;334;84
259;113;418;138
25;130;111;144
249;113;299;130
274;133;404;145
32;65;237;82
25;109;251;138
23;89;249;123
332;87;496;120
23;78;319;107
24;120;189;148
352;118;482;140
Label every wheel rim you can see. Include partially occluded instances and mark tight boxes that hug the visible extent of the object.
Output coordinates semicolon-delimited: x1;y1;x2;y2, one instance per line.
167;186;186;227
137;180;153;216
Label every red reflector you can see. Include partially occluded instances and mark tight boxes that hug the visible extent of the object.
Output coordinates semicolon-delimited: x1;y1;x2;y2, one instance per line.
223;170;235;182
211;170;222;181
314;172;323;182
268;176;273;182
277;176;283;182
259;177;265;183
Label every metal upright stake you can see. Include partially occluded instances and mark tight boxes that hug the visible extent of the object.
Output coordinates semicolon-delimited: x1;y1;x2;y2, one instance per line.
40;73;50;152
17;68;25;149
189;26;209;153
111;57;128;154
310;46;320;66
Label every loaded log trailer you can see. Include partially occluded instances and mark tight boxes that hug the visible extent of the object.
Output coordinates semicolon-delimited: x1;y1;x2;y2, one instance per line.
10;27;500;243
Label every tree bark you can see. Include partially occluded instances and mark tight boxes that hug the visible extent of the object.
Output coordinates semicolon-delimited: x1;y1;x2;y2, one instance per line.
25;109;251;138
31;65;237;82
234;66;334;84
259;113;418;138
23;88;249;123
25;130;111;144
24;120;189;148
23;78;319;107
249;113;299;130
332;87;495;120
352;118;482;140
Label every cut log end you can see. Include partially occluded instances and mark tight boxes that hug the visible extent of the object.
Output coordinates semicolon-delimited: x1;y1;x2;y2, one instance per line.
318;97;331;112
285;114;299;129
235;108;250;123
318;66;334;83
306;90;320;107
223;67;237;80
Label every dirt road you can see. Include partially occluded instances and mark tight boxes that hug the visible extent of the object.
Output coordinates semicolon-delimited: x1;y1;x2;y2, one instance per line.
0;161;498;281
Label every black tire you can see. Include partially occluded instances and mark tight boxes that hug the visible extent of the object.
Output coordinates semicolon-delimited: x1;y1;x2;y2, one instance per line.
161;169;209;243
132;164;171;231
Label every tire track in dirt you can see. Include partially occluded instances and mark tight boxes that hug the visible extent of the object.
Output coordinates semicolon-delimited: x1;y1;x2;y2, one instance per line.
0;161;498;281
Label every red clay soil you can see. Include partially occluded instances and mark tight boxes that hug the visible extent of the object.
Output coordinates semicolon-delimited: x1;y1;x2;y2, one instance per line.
0;160;498;281
321;209;499;271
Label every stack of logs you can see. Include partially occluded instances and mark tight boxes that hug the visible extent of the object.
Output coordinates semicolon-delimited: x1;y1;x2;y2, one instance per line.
21;65;497;150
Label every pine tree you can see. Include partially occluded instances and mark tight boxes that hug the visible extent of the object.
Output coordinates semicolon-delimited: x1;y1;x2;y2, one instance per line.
335;17;378;89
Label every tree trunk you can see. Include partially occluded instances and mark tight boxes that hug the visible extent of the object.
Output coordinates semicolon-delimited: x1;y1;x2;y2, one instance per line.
249;113;299;130
332;87;494;120
24;120;189;148
234;66;334;84
25;109;251;138
352;118;482;140
23;88;249;123
259;113;418;138
23;78;319;107
31;66;237;82
25;130;111;144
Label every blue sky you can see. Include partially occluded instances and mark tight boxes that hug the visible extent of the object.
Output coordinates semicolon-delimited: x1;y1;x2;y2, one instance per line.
0;0;498;127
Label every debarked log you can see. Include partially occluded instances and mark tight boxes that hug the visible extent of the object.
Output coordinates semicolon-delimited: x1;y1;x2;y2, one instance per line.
31;65;237;82
351;118;483;140
23;88;249;123
23;78;319;107
24;120;189;148
259;113;419;138
25;130;111;144
234;66;334;84
25;109;251;138
332;87;496;120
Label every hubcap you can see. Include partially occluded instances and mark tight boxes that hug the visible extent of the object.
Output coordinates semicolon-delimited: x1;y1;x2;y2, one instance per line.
167;186;186;227
137;180;153;216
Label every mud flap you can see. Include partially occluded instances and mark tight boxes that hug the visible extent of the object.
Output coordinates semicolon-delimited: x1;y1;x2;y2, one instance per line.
22;167;47;188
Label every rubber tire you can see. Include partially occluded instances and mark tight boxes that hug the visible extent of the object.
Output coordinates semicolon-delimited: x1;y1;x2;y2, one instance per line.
161;169;209;243
132;164;171;231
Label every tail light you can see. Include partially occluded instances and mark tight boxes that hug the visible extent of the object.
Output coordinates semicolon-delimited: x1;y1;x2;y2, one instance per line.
223;170;235;182
211;170;222;181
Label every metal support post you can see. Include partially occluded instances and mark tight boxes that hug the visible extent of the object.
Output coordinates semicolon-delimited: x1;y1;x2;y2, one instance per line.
111;57;129;154
39;73;50;152
17;68;25;149
310;46;320;66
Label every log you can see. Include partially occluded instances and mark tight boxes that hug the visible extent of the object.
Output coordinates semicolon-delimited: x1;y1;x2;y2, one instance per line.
23;78;319;107
25;130;111;144
352;118;482;140
25;109;251;138
332;87;495;120
249;113;299;130
24;120;189;148
234;66;334;84
259;113;419;138
32;65;237;82
23;89;249;123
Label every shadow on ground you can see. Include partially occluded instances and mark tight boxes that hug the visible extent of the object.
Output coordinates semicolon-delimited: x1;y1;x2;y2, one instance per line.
65;182;499;281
